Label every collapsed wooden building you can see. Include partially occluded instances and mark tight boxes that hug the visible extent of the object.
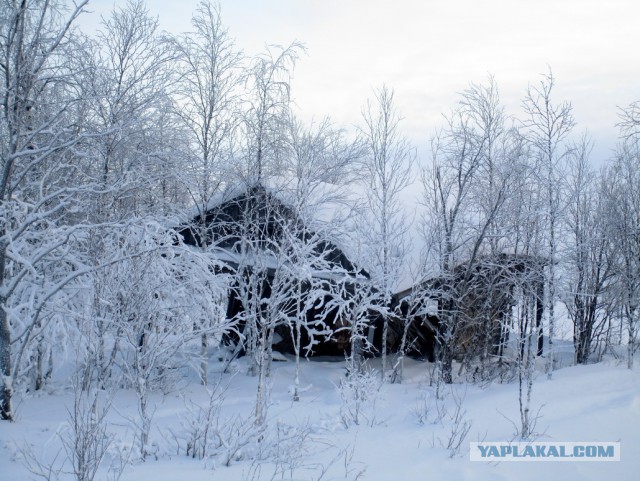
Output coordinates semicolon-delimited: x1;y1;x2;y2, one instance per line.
177;184;548;365
177;184;377;358
390;254;547;366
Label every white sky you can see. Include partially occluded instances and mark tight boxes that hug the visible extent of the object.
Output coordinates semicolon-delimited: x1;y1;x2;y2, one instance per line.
82;0;640;164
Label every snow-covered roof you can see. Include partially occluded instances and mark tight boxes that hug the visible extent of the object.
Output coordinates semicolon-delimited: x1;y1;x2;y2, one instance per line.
194;245;370;284
176;181;368;280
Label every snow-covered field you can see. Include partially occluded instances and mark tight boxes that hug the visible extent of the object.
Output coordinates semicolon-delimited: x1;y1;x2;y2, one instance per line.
2;351;639;481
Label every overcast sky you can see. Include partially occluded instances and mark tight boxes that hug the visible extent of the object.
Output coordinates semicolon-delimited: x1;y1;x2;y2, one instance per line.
83;0;640;163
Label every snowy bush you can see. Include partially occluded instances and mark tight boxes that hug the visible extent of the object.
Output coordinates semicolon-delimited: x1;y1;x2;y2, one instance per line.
60;388;115;481
418;387;472;458
413;389;446;426
336;364;382;428
175;383;226;460
442;388;472;458
242;421;366;481
171;397;264;467
15;385;128;481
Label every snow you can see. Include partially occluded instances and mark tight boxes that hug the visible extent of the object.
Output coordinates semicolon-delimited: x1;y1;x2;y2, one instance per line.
1;353;638;481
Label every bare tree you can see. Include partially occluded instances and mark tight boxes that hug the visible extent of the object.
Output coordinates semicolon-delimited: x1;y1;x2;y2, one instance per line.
562;137;614;364
0;0;90;421
513;269;542;440
422;77;515;384
605;137;640;369
460;75;515;255
173;0;241;220
360;85;413;382
280;115;362;399
241;42;304;182
328;273;380;375
61;384;118;481
88;0;177;219
81;0;179;390
521;68;575;379
96;222;230;458
172;1;242;383
618;100;640;140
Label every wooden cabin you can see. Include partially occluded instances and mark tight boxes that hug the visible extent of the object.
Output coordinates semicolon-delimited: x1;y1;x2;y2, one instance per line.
391;254;546;363
177;184;374;357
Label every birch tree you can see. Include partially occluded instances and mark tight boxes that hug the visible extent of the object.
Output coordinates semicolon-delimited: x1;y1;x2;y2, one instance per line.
513;266;543;439
280;115;362;398
173;0;241;221
88;0;176;219
605;136;640;369
522;68;575;379
360;86;412;382
563;138;613;364
0;0;90;421
173;1;241;382
241;42;303;182
423;78;514;384
81;0;178;389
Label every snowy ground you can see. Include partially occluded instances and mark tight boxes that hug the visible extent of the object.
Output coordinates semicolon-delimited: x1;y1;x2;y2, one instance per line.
2;349;639;481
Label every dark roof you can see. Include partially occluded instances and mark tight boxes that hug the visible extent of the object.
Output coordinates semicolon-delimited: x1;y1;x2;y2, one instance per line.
394;253;547;301
177;184;366;278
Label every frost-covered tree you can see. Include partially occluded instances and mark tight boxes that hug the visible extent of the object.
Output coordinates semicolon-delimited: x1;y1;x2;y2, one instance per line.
521;68;575;378
0;0;90;421
512;266;543;440
173;0;241;223
360;86;413;382
172;1;242;383
241;42;303;182
87;0;177;219
80;0;180;390
422;77;514;384
87;222;230;457
605;134;640;369
562;138;614;365
281;114;362;398
327;274;380;375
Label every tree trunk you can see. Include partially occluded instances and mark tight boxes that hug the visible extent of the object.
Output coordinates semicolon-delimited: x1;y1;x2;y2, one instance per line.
293;285;302;401
546;259;556;379
0;304;13;421
536;280;544;356
628;312;636;370
441;349;453;384
381;315;388;381
35;340;45;391
255;326;268;425
200;332;208;385
391;313;413;384
265;326;274;379
439;297;455;384
350;317;364;375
